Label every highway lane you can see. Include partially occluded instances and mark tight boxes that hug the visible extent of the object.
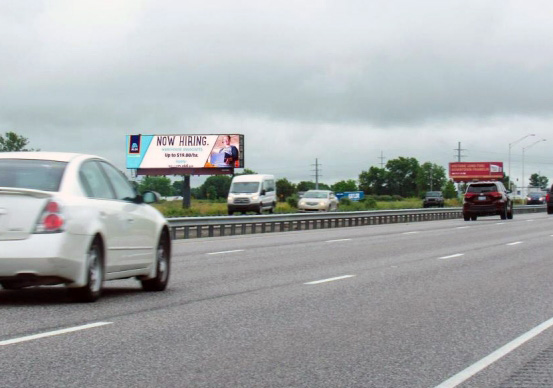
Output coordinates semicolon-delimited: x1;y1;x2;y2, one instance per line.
1;212;553;387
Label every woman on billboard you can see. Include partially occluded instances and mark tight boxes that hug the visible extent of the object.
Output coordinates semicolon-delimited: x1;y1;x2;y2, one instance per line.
217;135;239;167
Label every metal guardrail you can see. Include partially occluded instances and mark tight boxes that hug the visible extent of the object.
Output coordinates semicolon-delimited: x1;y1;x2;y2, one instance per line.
167;205;546;240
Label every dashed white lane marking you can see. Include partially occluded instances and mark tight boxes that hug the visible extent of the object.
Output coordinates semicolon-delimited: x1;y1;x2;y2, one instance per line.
304;275;355;285
526;220;534;222
507;241;523;246
0;322;113;346
434;316;553;388
207;249;245;255
325;239;352;243
496;222;505;225
402;231;420;235
456;226;470;229
439;253;464;260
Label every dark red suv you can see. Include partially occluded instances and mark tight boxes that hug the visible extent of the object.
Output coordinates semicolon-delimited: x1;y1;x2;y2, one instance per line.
463;181;513;221
547;185;553;214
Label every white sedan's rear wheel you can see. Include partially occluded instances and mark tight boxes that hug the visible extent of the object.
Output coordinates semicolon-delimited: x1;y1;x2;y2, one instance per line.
141;232;170;292
68;239;103;303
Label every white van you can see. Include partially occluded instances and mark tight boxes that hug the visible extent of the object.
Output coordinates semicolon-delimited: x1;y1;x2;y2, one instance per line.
227;174;276;215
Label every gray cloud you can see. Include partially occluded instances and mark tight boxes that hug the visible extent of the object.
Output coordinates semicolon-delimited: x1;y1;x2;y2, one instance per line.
1;0;552;186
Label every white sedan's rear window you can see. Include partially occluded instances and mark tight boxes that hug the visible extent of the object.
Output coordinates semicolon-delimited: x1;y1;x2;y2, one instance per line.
0;159;67;191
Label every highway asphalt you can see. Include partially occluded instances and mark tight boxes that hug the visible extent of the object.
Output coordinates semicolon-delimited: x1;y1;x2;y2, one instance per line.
2;212;553;387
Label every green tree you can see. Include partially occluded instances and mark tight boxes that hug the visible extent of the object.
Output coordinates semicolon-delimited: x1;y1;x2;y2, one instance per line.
331;179;358;193
386;157;420;197
0;131;37;151
416;162;446;194
319;183;331;190
442;180;457;199
276;178;295;202
137;176;173;196
199;175;232;199
206;186;217;200
172;180;183;196
296;181;330;191
235;168;257;175
503;174;513;191
358;167;388;195
296;181;316;192
191;187;202;199
529;173;549;189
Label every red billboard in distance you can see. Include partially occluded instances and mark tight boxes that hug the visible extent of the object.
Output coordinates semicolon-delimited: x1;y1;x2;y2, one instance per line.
449;162;504;182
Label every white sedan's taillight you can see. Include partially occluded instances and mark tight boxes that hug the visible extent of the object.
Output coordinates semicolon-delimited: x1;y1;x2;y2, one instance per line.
35;200;64;233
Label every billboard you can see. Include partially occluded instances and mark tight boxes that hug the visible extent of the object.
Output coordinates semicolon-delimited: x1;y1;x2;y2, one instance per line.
449;162;504;182
126;134;244;174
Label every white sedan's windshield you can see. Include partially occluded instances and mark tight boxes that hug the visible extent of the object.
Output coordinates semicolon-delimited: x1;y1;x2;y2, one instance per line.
304;191;329;199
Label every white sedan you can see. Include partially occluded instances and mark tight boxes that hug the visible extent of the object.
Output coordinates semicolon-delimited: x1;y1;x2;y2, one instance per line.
0;152;171;302
297;190;339;212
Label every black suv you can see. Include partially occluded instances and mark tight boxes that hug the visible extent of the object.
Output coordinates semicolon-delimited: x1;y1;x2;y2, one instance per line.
463;181;513;221
423;191;444;208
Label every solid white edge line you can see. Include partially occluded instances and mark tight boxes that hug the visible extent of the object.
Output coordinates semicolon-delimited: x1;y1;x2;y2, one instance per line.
434;316;553;388
507;242;523;246
304;275;355;285
0;322;113;346
207;249;245;255
325;239;352;243
439;254;464;260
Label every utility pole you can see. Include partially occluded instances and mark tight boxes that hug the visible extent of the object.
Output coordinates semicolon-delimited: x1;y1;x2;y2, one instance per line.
508;134;535;192
181;175;191;209
453;142;467;195
454;142;466;162
311;158;322;189
378;150;386;168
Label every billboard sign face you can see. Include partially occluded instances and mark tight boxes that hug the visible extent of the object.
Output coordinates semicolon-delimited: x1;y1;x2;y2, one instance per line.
126;134;244;170
335;191;365;201
449;162;504;182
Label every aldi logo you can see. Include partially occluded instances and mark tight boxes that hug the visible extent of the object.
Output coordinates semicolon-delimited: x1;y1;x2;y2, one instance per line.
129;135;141;154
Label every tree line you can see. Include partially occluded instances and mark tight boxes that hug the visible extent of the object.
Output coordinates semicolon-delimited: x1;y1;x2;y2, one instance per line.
137;158;460;201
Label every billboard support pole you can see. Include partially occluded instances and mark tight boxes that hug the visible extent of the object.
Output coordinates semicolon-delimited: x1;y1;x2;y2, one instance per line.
182;175;191;209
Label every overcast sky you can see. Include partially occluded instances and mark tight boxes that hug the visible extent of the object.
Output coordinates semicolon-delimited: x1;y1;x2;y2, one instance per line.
1;0;552;190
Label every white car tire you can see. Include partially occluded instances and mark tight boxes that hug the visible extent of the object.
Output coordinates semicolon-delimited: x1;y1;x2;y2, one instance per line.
68;238;104;303
141;231;170;292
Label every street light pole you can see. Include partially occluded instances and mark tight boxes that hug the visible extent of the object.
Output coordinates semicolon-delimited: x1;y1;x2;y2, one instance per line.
508;134;535;192
522;139;546;197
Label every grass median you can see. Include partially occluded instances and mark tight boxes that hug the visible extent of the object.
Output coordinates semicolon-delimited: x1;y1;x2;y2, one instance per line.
153;198;463;217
